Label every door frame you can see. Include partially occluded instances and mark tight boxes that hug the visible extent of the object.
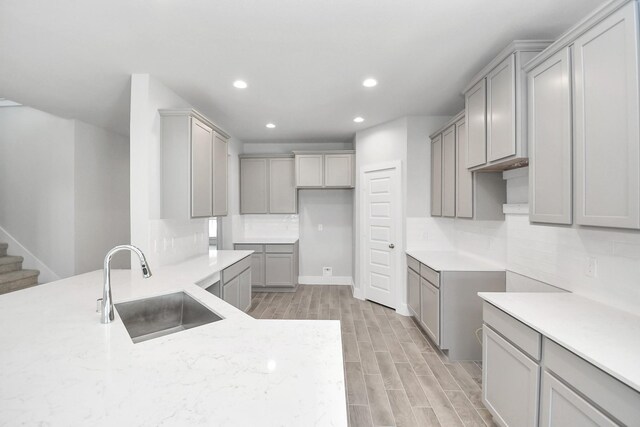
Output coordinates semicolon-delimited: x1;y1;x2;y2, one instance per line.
358;160;406;313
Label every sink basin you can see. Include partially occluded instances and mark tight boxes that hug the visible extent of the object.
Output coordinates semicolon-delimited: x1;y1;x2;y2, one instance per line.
115;292;223;343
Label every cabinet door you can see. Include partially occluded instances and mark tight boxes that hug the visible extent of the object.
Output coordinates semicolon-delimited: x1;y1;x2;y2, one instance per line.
212;133;228;216
466;78;487;168
431;134;443;216
540;371;617;427
420;278;439;345
265;253;295;287
240;158;269;214
483;325;540;427
574;2;640;229
222;276;239;308
455;117;473;218
529;48;572;225
487;55;516;162
442;125;456;217
190;118;213;218
269;158;297;213
324;153;354;187
295;154;323;187
238;268;252;312
407;267;420;317
251;253;265;287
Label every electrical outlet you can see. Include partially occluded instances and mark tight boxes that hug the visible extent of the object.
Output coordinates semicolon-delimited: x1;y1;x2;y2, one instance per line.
586;257;597;278
318;224;324;231
323;267;333;277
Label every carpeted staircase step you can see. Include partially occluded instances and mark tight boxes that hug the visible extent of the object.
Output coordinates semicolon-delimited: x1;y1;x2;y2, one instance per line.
0;243;7;257
0;255;24;274
0;269;39;295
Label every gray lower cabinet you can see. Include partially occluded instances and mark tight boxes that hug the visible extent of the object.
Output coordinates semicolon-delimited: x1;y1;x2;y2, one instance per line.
234;242;299;292
406;255;505;361
482;324;540;427
420;278;440;345
239;155;297;214
221;256;252;312
483;302;639;427
407;262;420;318
540;372;617;427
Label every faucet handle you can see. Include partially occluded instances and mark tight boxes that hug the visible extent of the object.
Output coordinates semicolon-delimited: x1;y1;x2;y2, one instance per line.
96;298;102;313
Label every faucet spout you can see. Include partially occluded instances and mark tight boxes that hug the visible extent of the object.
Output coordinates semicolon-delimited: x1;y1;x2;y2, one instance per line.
101;245;152;324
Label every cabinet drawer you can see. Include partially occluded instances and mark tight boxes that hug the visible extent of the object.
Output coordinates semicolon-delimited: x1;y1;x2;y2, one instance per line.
483;302;541;361
234;244;264;253
543;338;640;426
419;263;440;287
222;256;252;282
265;244;294;253
407;256;420;273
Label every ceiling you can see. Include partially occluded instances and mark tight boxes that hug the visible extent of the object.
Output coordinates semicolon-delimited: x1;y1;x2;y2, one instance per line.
0;0;604;142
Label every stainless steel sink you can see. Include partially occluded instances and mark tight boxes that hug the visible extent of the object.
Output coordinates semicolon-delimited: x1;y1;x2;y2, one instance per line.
115;292;223;343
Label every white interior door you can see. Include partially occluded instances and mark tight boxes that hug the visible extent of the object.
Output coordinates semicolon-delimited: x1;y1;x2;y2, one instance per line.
363;165;400;308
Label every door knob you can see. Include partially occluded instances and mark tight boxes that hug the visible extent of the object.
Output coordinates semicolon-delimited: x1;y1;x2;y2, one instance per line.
389;243;395;249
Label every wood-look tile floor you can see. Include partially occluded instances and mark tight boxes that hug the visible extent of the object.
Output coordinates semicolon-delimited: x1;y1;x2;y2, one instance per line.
247;285;496;427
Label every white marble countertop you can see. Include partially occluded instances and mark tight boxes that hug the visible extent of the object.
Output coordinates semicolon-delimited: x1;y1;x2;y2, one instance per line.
406;250;505;272
0;250;347;426
478;292;640;393
234;237;299;244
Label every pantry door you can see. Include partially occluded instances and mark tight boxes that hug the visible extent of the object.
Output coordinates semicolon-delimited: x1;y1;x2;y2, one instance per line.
361;162;401;309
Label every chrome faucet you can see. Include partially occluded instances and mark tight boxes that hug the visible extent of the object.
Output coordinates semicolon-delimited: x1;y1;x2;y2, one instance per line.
101;245;152;324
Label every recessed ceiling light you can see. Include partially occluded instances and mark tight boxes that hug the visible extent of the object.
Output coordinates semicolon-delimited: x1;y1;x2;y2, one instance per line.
362;78;377;88
233;80;248;89
353;117;364;123
266;123;276;129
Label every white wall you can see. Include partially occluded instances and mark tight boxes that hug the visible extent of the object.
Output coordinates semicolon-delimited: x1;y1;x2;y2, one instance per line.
0;106;131;281
354;116;449;310
74;120;130;272
129;74;208;267
238;140;354;282
299;190;353;281
0;106;76;279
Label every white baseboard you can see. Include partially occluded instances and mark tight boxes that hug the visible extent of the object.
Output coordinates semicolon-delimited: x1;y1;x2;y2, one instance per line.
298;275;353;285
352;285;364;300
395;303;411;317
0;224;59;284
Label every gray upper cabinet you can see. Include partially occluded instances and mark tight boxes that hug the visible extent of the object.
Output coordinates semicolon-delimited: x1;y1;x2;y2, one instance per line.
294;151;355;189
442;124;456;217
160;109;230;220
463;41;551;171
190;118;213;218
212;133;228;216
573;1;640;229
295;154;324;188
268;157;297;213
240;155;297;214
523;0;640;230
465;78;487;168
455;117;473;218
528;48;573;225
487;55;516;162
430;112;505;221
430;134;442;216
324;153;354;187
240;158;269;214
